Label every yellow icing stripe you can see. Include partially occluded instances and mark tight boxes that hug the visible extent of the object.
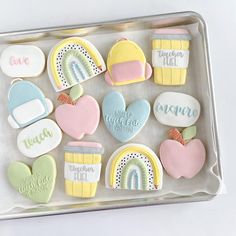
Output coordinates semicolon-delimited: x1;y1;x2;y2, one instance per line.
152;39;189;50
65;152;101;164
109;146;161;188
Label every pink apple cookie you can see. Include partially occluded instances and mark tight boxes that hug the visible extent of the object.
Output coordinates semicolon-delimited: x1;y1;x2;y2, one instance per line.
159;126;206;179
55;95;100;140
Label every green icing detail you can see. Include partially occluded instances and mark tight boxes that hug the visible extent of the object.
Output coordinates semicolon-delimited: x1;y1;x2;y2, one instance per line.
7;155;56;204
69;84;84;101
120;158;149;190
62;50;94;86
182;125;197;142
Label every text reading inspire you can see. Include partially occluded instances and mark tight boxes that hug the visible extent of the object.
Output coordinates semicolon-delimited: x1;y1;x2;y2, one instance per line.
153;92;201;127
156;102;198;118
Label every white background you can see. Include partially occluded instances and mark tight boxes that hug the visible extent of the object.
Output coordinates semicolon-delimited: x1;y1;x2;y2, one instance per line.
0;0;235;235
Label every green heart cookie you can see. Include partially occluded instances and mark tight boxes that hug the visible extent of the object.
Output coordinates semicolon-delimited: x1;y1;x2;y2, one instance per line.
7;155;56;203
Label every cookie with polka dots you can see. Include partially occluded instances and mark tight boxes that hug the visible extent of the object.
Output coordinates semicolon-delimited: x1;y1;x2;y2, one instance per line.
105;143;163;191
47;37;106;92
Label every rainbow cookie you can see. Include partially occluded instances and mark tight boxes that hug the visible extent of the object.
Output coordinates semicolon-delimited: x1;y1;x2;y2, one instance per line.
152;28;191;85
7;80;53;129
159;126;206;179
7;154;56;203
64;141;104;198
105;144;163;191
102;91;150;142
47;37;106;92
105;39;152;86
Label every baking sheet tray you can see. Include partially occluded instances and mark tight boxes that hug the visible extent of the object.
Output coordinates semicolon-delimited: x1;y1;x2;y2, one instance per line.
0;11;222;219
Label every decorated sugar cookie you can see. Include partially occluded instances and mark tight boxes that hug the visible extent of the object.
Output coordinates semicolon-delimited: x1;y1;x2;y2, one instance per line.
153;92;200;127
50;27;98;37
105;39;152;86
0;45;45;77
47;37;106;92
7;80;53;129
3;33;45;43
105;143;163;190
17;119;62;158
7;155;56;203
152;28;191;85
159;126;206;179
102;91;150;142
64;141;104;198
55;95;100;140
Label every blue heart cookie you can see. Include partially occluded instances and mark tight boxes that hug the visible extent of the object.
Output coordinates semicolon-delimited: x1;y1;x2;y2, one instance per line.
102;91;150;142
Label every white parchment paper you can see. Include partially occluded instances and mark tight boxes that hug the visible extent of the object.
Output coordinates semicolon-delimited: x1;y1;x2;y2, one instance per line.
0;23;222;214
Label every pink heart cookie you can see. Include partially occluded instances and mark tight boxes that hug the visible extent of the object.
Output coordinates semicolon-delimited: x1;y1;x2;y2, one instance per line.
55;95;100;140
159;139;206;179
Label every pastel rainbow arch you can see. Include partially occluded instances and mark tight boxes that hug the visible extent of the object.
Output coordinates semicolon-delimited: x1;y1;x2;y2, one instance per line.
105;144;163;191
47;37;106;92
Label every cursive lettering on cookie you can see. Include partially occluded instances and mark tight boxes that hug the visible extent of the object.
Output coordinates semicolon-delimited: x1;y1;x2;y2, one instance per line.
17;119;62;158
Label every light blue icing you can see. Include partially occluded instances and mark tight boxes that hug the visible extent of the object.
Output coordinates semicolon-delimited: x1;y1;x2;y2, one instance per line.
156;102;198;118
127;170;139;190
71;61;86;82
64;145;104;154
102;91;150;142
152;33;191;40
62;50;93;86
120;158;149;190
8;80;50;128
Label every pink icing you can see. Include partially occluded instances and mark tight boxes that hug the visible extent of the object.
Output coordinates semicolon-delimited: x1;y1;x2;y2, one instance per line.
154;28;189;35
55;95;100;140
105;61;152;85
112;60;144;82
67;141;102;148
145;63;152;79
10;56;30;66
159;139;206;179
105;71;113;85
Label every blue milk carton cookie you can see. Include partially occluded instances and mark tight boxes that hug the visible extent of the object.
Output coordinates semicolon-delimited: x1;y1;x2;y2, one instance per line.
7;80;53;128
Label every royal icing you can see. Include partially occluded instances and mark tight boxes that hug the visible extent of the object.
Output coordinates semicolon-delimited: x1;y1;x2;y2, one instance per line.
153;92;200;127
7;155;56;203
0;45;45;77
105;39;152;86
47;37;106;92
64;141;104;198
159;139;206;179
105;143;163;191
102;91;150;142
17;119;62;158
7;80;53;129
152;28;191;85
55;95;100;140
